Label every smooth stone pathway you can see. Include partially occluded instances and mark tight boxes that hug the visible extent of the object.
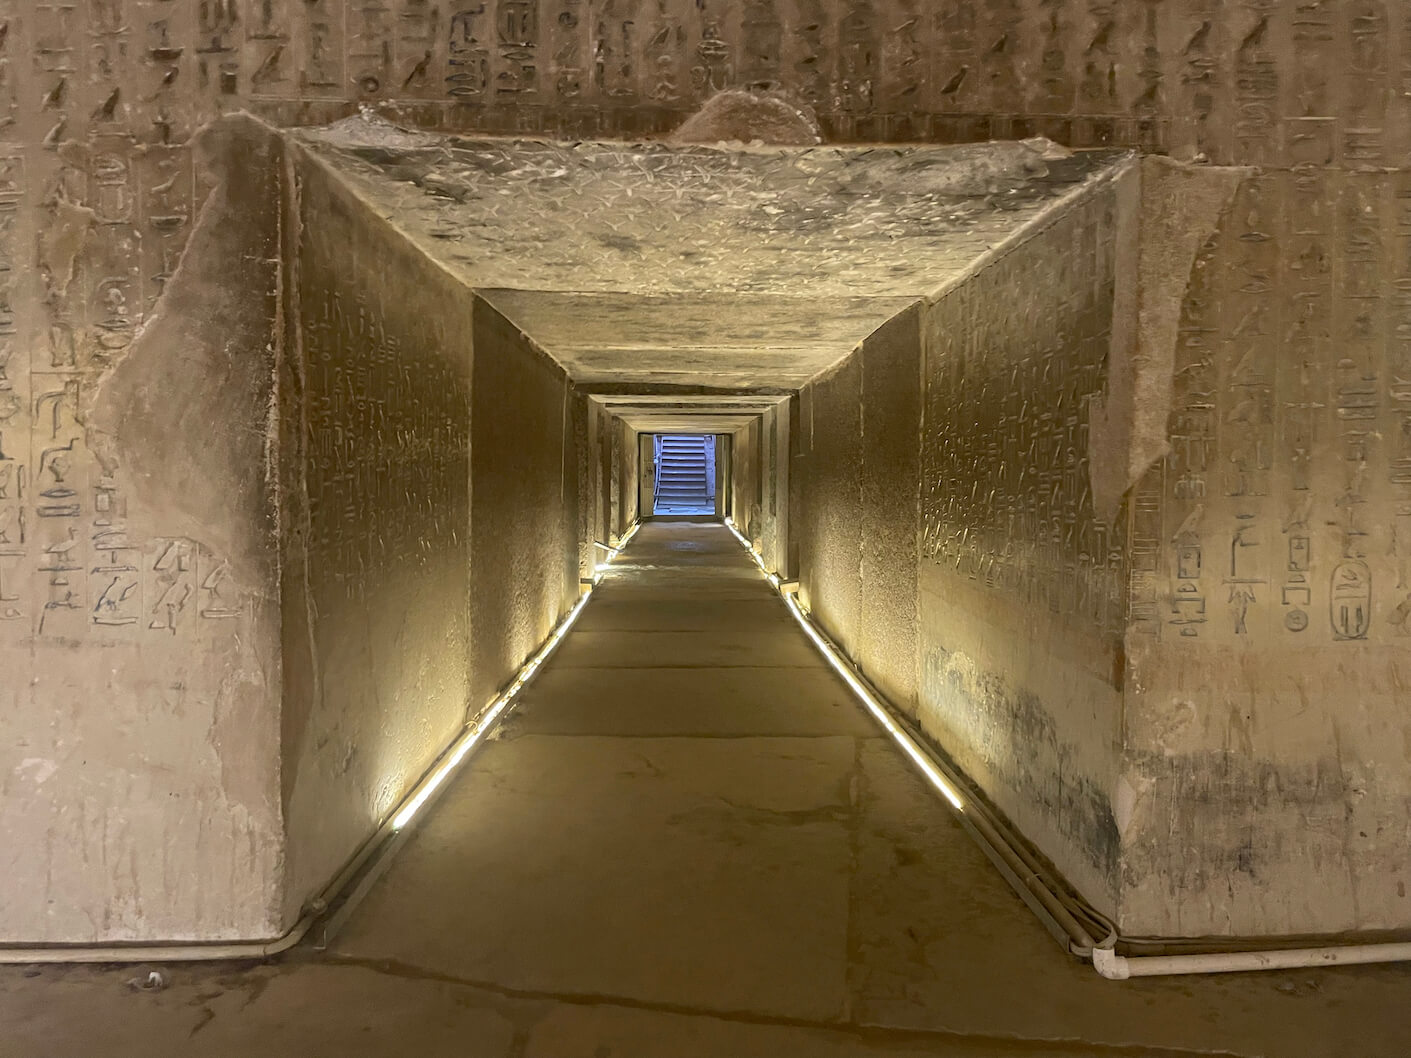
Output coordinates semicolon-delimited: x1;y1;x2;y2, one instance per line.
2;520;1408;1057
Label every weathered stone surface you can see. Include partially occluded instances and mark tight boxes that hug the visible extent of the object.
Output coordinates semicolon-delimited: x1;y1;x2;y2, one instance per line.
1;0;1406;950
798;353;864;661
297;131;1127;387
670;88;822;146
470;297;581;708
1119;168;1411;937
1088;157;1246;523
795;154;1411;938
0;116;286;943
17;525;1408;1058
280;139;476;917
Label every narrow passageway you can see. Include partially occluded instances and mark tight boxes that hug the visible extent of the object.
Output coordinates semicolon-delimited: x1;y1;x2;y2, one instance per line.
329;519;880;1012
316;520;1408;1057
2;521;1408;1056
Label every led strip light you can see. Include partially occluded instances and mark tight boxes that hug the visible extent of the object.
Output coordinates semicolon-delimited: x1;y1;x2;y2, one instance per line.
392;521;640;831
722;517;963;811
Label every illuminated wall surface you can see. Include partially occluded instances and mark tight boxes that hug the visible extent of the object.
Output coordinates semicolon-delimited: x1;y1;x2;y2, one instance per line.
799;155;1411;936
0;0;1407;942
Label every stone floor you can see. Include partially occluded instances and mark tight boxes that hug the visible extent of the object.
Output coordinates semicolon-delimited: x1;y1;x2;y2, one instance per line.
3;519;1409;1057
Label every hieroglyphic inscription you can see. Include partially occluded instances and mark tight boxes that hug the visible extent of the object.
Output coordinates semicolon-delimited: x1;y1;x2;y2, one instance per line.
6;0;1411;162
547;0;586;100
349;0;396;98
395;0;444;98
299;0;346;96
690;1;729;100
0;149;22;625
298;249;468;603
921;187;1125;636
1390;172;1411;634
448;0;490;98
1155;170;1403;644
2;1;1407;646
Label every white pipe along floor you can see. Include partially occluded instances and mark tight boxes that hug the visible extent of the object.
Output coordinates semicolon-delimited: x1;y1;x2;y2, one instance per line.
2;521;1408;1057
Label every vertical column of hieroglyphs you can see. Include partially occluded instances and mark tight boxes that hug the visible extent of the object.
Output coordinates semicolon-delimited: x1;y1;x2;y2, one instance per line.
1392;0;1411;632
592;0;639;112
394;0;447;103
1032;0;1074;127
1274;170;1330;637
29;0;97;640
147;0;244;633
298;0;346;100
1391;170;1411;636
1131;0;1166;151
1072;0;1124;145
1231;0;1280;166
787;0;829;117
1166;0;1230;163
875;0;921;140
1326;169;1378;642
1163;222;1216;641
972;0;1022;140
1336;3;1397;648
1285;0;1337;169
348;0;392;101
494;0;540;112
245;0;295;98
640;0;686;110
547;0;588;110
830;0;875;139
2;0;249;651
83;0;145;640
1221;175;1278;640
0;0;21;631
690;0;732;107
925;3;981;143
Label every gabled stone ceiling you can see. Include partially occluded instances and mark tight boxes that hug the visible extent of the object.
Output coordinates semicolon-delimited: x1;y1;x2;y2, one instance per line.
298;118;1131;388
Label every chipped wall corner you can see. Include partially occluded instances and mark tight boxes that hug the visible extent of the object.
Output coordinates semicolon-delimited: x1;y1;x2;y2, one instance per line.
1088;158;1248;526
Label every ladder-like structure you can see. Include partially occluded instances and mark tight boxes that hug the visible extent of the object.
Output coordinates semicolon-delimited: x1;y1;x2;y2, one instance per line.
653;435;714;515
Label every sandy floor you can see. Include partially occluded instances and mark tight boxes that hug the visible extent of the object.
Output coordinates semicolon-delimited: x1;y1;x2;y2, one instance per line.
3;521;1407;1057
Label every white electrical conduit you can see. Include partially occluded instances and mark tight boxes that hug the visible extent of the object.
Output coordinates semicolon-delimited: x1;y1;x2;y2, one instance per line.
0;523;639;965
721;519;1411;979
1093;942;1411;979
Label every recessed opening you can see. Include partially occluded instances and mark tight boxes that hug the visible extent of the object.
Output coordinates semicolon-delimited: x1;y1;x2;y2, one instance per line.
650;434;717;516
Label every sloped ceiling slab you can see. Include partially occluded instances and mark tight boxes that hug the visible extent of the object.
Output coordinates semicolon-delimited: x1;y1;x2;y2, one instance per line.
298;125;1131;389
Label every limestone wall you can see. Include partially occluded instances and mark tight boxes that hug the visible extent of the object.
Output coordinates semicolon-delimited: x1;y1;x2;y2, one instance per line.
798;354;863;662
282;145;475;918
5;0;1408;945
614;418;638;535
469;298;582;708
586;402;612;552
731;419;760;538
14;0;1389;166
917;181;1128;913
796;310;920;711
797;156;1411;937
1120;168;1411;937
798;197;1127;910
0;117;286;942
759;404;792;576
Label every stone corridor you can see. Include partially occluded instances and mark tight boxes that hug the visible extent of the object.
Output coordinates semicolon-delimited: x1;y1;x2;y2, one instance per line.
2;521;1407;1057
